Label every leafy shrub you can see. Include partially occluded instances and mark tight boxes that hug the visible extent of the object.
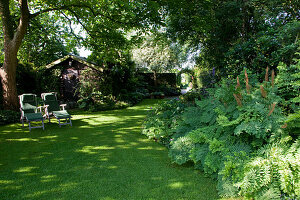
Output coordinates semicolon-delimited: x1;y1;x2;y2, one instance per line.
177;69;295;198
142;68;299;199
150;92;165;99
276;57;300;139
276;58;300;114
157;85;181;96
75;66;134;111
180;88;208;103
238;139;300;200
168;136;195;165
77;91;129;111
119;91;144;105
286;111;300;138
142;98;187;146
135;88;150;98
0;110;20;125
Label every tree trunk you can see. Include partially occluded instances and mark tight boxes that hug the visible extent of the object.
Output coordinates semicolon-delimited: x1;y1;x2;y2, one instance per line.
0;46;19;110
0;0;30;110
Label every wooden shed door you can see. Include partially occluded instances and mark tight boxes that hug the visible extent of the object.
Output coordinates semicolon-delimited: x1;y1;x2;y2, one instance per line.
62;68;79;100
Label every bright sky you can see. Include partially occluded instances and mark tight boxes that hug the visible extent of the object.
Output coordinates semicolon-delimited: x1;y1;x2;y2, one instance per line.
73;23;92;58
78;47;92;58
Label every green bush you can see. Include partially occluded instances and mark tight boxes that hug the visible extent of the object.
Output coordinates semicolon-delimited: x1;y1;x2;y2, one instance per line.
142;68;299;199
119;91;144;105
157;85;181;96
180;88;208;103
237;138;300;200
142;98;187;146
0;110;20;125
168;136;195;165
276;58;300;114
276;57;300;138
77;92;129;112
286;111;300;137
150;92;165;99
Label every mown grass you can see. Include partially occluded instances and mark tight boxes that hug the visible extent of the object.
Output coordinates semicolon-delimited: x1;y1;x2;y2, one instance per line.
0;99;229;200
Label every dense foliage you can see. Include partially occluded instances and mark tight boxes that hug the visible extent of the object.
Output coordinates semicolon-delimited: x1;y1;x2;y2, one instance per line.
142;68;300;199
276;57;300;138
1;1;299;198
0;110;19;125
132;31;180;74
75;55;152;111
276;57;300;114
76;67;130;111
18;13;78;68
142;98;188;146
163;0;300;85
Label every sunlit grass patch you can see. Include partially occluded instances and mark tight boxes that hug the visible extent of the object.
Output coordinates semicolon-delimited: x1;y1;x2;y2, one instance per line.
0;99;228;200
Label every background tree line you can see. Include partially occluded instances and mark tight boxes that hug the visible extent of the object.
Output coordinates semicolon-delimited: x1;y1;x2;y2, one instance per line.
1;0;299;110
163;0;299;83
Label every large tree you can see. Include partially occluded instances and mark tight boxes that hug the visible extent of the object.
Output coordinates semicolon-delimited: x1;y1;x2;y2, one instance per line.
164;0;300;80
0;0;30;110
19;13;79;67
0;0;162;110
132;31;181;86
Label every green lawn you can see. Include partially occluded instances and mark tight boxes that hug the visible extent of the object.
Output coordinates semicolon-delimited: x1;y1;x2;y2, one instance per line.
0;99;223;200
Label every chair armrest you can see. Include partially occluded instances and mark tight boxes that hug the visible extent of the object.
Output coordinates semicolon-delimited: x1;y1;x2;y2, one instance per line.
43;105;49;113
60;104;67;110
20;108;24;117
37;106;43;113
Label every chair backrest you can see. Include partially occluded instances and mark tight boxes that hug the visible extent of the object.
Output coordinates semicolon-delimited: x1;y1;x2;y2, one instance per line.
41;92;60;112
19;94;38;114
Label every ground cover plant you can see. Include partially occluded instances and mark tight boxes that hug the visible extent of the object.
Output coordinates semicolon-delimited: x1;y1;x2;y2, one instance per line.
0;110;19;125
142;68;300;199
0;99;227;200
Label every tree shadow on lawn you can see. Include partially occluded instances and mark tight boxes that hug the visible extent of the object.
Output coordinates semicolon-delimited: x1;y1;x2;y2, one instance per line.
0;100;221;200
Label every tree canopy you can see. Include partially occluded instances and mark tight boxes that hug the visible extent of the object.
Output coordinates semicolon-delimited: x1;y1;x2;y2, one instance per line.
1;0;299;109
132;31;181;73
0;0;163;109
163;0;300;80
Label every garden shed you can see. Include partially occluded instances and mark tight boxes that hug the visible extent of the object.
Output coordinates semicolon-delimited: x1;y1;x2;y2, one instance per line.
45;55;103;100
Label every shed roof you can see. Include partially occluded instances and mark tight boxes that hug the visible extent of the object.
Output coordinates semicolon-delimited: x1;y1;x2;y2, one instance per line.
45;55;103;72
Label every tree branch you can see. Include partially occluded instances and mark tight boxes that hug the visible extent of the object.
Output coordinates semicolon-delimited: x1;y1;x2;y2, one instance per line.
13;0;30;50
64;9;94;39
30;4;97;19
30;3;136;27
60;11;84;43
0;0;14;40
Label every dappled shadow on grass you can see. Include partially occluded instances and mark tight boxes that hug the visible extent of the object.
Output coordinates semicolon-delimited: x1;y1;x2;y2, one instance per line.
0;99;220;200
